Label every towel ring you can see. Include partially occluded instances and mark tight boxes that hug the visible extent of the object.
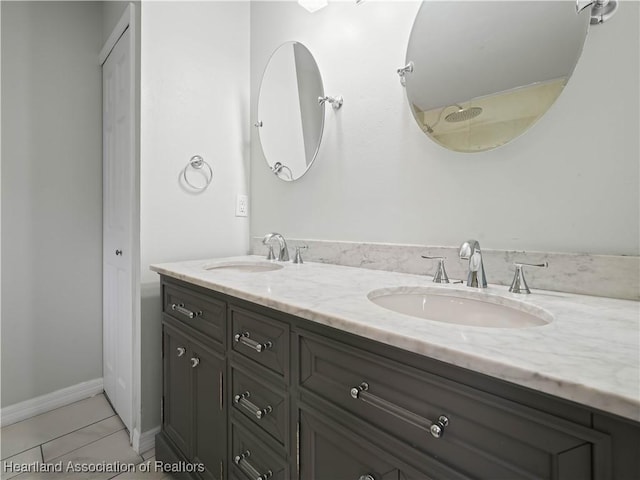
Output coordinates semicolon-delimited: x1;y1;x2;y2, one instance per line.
183;155;213;191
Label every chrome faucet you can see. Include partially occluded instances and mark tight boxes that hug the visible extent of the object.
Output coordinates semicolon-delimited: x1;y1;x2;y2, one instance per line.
458;239;487;288
262;233;290;261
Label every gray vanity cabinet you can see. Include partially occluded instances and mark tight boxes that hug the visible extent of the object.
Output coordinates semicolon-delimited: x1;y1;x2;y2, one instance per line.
162;320;226;480
156;276;639;480
159;281;227;480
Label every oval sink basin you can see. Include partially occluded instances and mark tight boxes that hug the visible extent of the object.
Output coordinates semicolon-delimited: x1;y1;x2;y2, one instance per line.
204;261;283;273
368;288;551;328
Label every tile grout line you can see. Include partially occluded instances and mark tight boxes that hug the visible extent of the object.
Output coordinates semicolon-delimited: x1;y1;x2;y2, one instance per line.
105;452;146;480
1;414;118;462
11;428;139;480
44;427;127;464
40;413;120;460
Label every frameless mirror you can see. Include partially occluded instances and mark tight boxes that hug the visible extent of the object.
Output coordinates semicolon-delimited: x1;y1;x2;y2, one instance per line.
257;42;324;181
404;1;590;152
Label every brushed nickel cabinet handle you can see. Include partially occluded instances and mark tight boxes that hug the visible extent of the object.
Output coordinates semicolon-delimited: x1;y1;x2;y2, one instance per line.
233;391;273;420
234;331;273;353
350;382;449;439
176;347;186;357
171;303;202;319
359;475;375;480
233;450;272;480
191;357;200;368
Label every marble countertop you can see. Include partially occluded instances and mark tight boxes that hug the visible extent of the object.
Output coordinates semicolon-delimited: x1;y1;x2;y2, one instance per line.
151;255;640;422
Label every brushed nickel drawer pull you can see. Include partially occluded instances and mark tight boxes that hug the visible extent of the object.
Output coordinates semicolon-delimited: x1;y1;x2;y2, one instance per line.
171;303;202;319
176;347;186;357
234;331;273;353
350;382;449;439
233;450;273;480
191;357;200;368
234;391;273;420
359;475;375;480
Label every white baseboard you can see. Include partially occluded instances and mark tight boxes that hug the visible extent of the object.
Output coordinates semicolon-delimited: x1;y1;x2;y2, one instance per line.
0;378;104;427
132;425;160;454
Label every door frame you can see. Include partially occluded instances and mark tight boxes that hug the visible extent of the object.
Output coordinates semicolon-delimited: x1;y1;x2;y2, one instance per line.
99;2;140;449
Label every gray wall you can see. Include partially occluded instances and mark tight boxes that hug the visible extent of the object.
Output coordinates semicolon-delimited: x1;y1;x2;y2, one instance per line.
102;1;129;43
1;1;104;408
250;1;640;256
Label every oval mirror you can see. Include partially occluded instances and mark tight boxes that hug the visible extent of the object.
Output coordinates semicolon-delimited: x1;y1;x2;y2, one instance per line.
257;42;324;181
404;1;590;152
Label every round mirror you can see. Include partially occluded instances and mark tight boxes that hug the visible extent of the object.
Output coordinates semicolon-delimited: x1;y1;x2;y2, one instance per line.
404;1;590;152
257;42;324;181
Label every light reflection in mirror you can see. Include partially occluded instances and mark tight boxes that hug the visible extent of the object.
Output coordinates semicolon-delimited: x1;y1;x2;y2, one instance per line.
257;42;324;181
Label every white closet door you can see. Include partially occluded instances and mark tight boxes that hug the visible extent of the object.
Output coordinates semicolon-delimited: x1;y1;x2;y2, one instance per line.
102;27;133;433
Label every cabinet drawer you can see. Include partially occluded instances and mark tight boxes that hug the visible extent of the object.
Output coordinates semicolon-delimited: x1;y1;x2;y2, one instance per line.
299;332;610;480
230;420;289;480
230;306;289;379
300;407;456;480
231;363;288;448
163;284;225;344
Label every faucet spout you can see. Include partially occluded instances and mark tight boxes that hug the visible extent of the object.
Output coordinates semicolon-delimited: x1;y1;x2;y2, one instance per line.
458;239;487;288
262;233;290;262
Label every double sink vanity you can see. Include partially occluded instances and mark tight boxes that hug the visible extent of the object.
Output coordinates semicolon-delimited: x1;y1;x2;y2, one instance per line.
151;242;639;480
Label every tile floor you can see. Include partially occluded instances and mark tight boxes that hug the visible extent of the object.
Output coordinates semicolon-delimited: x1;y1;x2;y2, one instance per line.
1;394;173;480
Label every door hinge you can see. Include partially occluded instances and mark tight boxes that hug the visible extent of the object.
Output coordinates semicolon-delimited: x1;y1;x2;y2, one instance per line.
219;371;223;411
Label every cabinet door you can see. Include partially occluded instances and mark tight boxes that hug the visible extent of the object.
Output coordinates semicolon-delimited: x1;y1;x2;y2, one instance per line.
191;341;226;480
299;408;443;480
163;325;192;458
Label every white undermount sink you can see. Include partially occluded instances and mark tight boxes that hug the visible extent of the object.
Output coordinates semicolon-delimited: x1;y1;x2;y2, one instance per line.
368;287;551;328
204;261;283;273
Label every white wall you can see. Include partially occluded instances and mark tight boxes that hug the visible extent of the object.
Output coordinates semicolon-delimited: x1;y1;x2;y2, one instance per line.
1;1;104;407
250;1;640;256
139;0;250;431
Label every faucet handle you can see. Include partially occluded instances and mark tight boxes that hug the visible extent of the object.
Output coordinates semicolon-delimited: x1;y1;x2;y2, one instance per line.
293;246;308;264
421;256;450;284
509;262;548;294
266;245;275;261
